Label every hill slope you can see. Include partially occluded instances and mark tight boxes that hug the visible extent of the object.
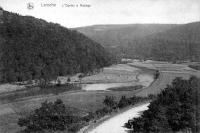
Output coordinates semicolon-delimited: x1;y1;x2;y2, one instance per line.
122;22;200;61
0;10;113;83
76;22;200;62
75;24;177;47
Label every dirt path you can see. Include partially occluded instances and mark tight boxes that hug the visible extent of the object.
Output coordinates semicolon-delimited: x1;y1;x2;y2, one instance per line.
85;103;150;133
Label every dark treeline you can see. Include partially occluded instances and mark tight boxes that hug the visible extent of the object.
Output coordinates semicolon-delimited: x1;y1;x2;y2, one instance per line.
122;39;200;62
0;9;116;83
93;95;152;121
189;64;200;71
0;83;81;104
125;76;200;133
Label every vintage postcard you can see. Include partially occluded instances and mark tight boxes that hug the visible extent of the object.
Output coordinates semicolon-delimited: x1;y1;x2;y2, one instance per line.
0;0;200;133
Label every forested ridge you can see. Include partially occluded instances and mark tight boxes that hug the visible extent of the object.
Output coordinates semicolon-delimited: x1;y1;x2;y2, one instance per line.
126;76;200;133
122;22;200;61
0;9;114;83
76;22;200;62
76;24;176;48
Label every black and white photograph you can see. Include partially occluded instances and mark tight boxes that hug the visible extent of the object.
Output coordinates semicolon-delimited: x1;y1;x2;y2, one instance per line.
0;0;200;132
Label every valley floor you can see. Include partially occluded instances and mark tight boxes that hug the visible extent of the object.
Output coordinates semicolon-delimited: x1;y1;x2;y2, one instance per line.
0;61;200;133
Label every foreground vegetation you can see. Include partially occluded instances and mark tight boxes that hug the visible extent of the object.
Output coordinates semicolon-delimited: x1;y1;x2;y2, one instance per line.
125;76;200;133
18;95;152;132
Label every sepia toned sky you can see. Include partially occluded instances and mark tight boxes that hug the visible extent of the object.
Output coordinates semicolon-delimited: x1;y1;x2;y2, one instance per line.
0;0;200;28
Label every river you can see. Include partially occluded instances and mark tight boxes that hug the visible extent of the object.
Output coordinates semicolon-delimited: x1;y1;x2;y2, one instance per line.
82;73;154;91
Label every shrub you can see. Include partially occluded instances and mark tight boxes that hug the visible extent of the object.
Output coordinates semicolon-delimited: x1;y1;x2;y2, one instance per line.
154;70;160;79
118;96;129;108
18;99;70;132
103;96;117;109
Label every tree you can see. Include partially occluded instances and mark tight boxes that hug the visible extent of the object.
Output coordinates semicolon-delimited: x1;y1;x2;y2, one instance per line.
103;96;117;110
18;99;70;132
56;78;62;86
154;70;160;79
67;77;71;82
38;78;50;89
78;74;83;83
118;96;129;108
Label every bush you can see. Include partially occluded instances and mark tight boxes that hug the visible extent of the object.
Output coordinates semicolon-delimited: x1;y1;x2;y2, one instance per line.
118;96;129;108
103;96;117;109
18;99;70;132
38;78;50;89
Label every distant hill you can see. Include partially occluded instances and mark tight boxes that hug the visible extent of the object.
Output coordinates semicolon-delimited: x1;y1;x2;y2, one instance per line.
0;10;114;83
75;24;177;47
76;22;200;62
122;22;200;61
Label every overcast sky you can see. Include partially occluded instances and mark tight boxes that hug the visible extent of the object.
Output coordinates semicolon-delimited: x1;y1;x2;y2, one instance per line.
0;0;200;28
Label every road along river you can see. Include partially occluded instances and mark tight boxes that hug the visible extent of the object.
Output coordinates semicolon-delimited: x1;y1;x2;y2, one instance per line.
86;103;150;133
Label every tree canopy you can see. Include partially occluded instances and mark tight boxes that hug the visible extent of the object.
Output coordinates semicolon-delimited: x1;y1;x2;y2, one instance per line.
18;99;70;132
125;76;200;133
0;10;116;83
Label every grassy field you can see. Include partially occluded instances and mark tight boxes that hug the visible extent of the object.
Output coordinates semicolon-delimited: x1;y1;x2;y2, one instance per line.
0;84;81;104
129;61;200;97
0;89;143;133
0;84;25;94
136;72;193;97
81;64;140;83
0;62;200;133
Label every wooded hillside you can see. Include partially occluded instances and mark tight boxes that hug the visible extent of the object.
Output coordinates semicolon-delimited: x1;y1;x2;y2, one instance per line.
0;10;114;83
